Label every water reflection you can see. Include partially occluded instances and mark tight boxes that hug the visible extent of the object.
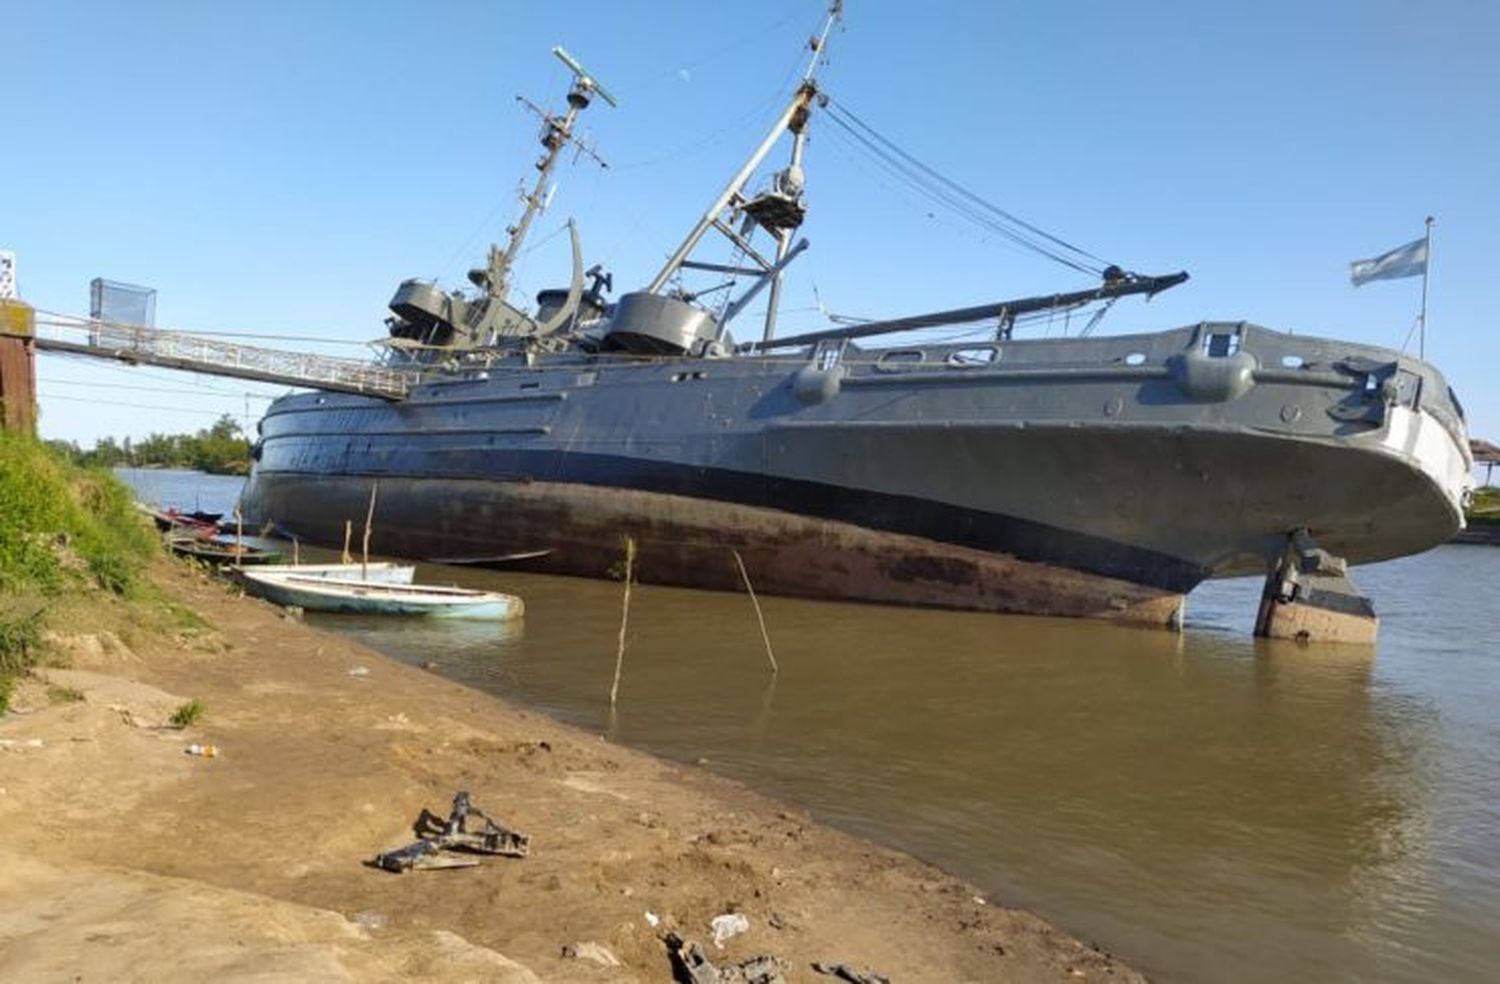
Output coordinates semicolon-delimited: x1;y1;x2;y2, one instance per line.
312;610;527;702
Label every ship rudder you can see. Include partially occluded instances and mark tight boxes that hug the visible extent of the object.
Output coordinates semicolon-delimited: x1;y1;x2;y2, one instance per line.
1253;530;1378;646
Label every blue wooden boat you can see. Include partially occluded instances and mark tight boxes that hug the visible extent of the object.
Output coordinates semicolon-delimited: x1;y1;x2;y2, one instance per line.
167;535;284;566
240;570;522;620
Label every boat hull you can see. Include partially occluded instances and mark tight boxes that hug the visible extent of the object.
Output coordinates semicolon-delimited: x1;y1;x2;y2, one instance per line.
239;322;1472;624
237;562;415;585
241;572;523;619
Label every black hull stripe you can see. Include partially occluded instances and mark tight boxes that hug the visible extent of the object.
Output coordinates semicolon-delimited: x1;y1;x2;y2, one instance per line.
252;446;1208;593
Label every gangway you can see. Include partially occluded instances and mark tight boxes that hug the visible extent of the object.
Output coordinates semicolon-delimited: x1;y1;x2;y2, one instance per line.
14;312;414;400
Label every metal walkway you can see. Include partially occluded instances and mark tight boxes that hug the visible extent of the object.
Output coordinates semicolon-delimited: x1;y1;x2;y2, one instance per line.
21;314;413;400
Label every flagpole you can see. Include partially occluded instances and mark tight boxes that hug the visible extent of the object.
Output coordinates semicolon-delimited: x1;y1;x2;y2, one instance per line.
1419;216;1434;359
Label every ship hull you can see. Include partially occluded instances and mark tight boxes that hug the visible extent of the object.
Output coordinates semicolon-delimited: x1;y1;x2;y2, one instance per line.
239;322;1472;624
242;471;1190;627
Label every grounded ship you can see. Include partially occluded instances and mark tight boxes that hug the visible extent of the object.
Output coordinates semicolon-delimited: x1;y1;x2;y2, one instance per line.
239;4;1473;636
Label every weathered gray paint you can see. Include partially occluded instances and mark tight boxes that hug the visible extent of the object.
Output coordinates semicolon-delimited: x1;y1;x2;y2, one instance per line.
241;320;1471;617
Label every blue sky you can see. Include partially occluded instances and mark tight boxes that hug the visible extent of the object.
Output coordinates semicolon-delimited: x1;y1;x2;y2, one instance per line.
8;0;1498;451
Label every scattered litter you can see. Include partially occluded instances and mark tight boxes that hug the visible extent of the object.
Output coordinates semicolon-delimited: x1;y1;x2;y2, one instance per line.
561;941;621;967
352;911;388;930
972;895;987;906
185;743;219;758
645;910;661;928
665;933;784;984
372;839;478;872
348;665;371;678
711;912;751;948
371;790;530;873
812;964;890;984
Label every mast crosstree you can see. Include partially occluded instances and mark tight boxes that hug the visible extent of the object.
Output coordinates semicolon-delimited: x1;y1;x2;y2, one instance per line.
647;1;844;343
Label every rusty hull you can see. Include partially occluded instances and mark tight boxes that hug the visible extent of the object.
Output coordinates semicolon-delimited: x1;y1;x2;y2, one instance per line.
245;473;1185;628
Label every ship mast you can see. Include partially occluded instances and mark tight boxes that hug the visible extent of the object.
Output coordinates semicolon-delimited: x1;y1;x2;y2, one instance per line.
646;1;843;342
384;48;615;354
474;47;616;303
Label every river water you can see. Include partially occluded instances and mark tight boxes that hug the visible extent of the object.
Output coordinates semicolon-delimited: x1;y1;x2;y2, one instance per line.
122;468;1500;982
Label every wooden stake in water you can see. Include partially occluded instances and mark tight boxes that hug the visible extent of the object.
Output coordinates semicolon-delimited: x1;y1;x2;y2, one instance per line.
361;481;378;581
234;506;244;569
732;549;778;675
609;536;637;708
291;536;300;566
341;521;353;565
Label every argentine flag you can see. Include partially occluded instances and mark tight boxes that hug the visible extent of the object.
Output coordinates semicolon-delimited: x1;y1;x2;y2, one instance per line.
1350;237;1428;286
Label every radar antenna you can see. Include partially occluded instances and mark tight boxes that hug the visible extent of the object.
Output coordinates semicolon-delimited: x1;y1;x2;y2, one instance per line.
472;47;617;302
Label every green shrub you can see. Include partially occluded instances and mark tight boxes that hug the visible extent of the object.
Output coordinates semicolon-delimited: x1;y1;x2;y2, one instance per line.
169;698;205;728
0;433;156;596
0;607;44;714
47;684;84;704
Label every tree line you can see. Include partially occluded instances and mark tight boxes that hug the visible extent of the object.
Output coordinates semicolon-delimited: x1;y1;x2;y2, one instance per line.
47;414;253;476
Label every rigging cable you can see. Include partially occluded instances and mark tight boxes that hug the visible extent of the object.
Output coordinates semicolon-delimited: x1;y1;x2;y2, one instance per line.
819;97;1116;277
819;113;1098;277
43;394;257;417
38;377;276;400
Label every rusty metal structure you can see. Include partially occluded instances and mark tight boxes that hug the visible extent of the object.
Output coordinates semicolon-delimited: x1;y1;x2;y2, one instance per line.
0;301;37;435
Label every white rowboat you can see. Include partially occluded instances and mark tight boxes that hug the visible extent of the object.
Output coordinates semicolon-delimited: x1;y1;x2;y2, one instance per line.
241;570;523;620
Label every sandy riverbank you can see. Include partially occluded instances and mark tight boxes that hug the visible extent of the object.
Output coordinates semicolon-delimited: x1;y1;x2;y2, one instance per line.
0;559;1143;983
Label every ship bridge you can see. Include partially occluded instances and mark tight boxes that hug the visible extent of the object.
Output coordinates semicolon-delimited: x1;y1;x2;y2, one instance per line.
15;311;414;400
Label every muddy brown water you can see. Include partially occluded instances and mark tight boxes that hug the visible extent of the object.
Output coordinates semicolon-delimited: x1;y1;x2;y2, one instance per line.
126;469;1500;982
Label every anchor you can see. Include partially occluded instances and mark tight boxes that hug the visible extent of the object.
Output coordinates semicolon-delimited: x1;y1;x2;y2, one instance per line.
1253;529;1378;646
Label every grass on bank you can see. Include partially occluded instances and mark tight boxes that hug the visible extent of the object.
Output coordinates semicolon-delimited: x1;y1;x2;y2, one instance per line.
48;684;85;704
0;607;44;714
0;433;160;709
1468;486;1500;527
169;698;206;729
0;433;158;595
